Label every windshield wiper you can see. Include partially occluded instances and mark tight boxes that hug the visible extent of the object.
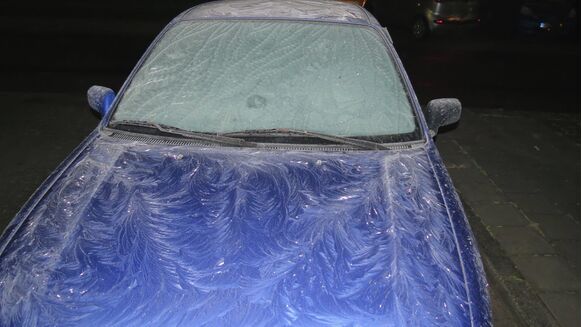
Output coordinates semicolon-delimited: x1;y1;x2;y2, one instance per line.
109;120;257;148
223;128;387;150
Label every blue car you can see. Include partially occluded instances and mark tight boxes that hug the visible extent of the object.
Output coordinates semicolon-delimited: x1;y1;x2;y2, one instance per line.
0;0;491;326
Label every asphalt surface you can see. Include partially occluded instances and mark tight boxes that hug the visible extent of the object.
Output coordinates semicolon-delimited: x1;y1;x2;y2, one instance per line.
0;2;580;325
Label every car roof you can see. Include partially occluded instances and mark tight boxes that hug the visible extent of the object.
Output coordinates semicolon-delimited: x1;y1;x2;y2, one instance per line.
179;0;380;27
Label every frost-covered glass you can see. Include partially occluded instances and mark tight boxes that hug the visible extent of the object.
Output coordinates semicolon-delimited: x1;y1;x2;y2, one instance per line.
113;20;416;137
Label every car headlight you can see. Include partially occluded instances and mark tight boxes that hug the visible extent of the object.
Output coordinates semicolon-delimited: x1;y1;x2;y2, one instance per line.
520;6;535;17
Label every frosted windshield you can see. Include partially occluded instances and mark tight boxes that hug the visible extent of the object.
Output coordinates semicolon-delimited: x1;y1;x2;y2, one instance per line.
113;20;417;137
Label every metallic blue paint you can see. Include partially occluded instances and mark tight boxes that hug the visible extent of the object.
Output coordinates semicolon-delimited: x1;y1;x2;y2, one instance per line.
0;135;490;326
87;86;116;117
102;92;115;117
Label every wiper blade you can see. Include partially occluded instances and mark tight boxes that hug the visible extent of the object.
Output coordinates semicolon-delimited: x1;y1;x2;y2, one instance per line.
109;120;257;148
223;128;387;150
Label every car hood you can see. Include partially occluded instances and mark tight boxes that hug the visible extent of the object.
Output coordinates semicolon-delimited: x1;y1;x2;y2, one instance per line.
0;134;475;326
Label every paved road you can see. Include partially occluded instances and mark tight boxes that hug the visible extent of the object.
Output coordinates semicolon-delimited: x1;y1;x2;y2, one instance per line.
392;30;579;113
439;108;580;326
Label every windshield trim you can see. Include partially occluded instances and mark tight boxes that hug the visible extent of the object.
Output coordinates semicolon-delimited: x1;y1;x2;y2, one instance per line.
102;126;426;151
101;18;428;147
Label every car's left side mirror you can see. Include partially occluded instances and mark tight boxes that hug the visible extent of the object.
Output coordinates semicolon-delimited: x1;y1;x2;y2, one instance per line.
426;98;462;137
87;85;116;117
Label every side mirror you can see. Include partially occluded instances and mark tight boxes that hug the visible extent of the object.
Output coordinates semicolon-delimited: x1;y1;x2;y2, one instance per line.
87;85;116;117
426;98;462;137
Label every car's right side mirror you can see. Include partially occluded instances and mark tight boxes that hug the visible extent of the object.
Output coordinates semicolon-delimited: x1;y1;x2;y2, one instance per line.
426;98;462;137
87;85;116;118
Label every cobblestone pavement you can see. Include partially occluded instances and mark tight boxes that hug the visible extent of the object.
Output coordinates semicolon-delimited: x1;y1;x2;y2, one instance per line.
438;108;580;326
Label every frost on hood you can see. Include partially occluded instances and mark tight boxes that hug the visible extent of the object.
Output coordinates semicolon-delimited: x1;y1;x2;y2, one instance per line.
0;136;490;326
113;20;416;137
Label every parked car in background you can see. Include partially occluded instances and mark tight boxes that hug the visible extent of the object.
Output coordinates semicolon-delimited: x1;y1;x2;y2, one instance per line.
0;0;491;325
367;0;481;38
518;0;577;35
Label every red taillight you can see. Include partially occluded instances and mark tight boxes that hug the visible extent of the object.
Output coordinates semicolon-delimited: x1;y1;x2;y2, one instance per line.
435;19;445;24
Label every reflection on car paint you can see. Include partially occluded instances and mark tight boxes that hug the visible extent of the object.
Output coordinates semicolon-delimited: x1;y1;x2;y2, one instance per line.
0;136;490;326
